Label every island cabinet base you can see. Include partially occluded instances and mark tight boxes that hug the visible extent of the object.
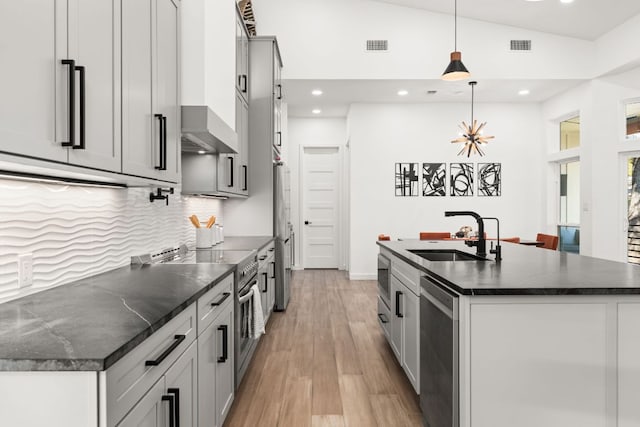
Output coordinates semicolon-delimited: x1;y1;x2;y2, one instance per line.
459;295;640;427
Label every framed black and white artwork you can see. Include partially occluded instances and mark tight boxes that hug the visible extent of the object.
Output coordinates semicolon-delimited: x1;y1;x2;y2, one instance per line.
422;163;446;196
478;163;502;196
395;163;419;196
450;163;474;196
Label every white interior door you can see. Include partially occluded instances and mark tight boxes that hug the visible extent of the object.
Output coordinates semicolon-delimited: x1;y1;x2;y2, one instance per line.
302;147;339;268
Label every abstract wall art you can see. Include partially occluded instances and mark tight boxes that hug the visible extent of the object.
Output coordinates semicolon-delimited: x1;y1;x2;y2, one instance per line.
478;163;502;196
450;163;474;196
395;163;419;196
422;163;446;196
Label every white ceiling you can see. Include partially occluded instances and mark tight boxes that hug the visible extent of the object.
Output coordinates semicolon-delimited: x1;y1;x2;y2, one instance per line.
367;0;640;41
285;79;584;117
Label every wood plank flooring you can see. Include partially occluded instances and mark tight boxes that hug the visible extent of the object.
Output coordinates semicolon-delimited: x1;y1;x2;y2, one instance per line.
223;269;422;427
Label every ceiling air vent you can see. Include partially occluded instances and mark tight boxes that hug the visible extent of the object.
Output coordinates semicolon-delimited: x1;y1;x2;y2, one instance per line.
510;40;532;51
366;40;388;51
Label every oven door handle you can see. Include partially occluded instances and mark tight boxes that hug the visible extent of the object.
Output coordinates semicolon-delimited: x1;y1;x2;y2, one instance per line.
238;279;258;304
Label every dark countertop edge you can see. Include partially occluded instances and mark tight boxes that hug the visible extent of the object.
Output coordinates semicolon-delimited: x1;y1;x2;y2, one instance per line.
3;264;237;372
99;264;236;371
377;241;640;296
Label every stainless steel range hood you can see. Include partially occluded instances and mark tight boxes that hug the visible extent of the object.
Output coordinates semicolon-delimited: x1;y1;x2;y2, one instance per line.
181;106;238;154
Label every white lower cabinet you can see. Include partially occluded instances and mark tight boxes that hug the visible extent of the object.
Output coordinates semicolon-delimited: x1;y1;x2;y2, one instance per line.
389;272;420;394
198;298;234;427
118;341;197;427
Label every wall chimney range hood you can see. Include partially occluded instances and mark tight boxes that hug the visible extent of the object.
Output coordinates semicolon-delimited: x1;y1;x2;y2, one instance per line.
181;106;238;154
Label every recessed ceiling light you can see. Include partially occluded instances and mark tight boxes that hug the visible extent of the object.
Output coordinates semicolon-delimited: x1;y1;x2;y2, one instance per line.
518;89;530;96
560;0;574;3
397;90;409;96
311;89;323;96
198;150;206;154
524;0;544;2
312;109;322;114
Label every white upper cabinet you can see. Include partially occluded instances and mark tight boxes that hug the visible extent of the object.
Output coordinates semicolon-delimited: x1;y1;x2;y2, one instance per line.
0;0;120;172
122;0;180;183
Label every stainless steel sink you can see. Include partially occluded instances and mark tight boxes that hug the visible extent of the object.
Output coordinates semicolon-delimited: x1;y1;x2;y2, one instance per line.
408;249;487;262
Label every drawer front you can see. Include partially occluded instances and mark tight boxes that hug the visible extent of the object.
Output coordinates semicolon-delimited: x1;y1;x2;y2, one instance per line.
377;295;391;340
105;304;197;427
391;256;420;296
197;272;234;334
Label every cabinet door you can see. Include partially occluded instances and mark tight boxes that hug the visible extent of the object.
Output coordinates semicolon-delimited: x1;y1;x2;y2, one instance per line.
214;302;235;426
121;0;154;178
238;95;249;196
67;0;121;172
198;319;218;427
235;16;248;102
155;0;180;182
117;378;166;427
217;153;237;195
268;260;276;314
165;341;198;427
389;275;404;362
0;1;67;162
402;286;420;393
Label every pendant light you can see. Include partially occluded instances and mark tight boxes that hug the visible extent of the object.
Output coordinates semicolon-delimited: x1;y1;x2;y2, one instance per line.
442;0;470;81
451;81;494;157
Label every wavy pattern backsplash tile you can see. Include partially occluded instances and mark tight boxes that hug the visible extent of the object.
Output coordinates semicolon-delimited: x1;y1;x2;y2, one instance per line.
0;179;223;300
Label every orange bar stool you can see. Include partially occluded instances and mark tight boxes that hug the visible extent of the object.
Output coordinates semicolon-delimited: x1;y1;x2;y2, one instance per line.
536;233;558;250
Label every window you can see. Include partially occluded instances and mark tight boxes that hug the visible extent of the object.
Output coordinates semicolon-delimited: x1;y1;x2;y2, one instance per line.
560;116;580;150
626;102;640;140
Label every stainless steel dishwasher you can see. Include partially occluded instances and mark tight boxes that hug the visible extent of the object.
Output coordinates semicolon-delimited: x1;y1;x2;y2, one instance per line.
420;275;459;427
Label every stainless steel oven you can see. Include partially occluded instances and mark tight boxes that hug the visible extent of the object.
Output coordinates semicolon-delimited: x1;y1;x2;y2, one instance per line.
377;253;391;306
235;273;258;388
420;275;459;427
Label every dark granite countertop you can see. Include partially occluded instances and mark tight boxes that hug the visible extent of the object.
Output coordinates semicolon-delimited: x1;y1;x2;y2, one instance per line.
215;236;274;251
378;239;640;295
0;263;234;371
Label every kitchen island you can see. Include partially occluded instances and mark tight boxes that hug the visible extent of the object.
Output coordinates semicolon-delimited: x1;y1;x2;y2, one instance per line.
378;239;640;427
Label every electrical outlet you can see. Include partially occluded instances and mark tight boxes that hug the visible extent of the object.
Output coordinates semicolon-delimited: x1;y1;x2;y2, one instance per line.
17;253;33;288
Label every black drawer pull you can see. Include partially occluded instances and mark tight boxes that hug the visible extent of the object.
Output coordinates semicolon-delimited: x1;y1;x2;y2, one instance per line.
262;272;268;293
154;114;164;170
259;255;267;261
211;292;231;307
218;325;228;363
378;313;389;324
162;393;176;427
228;156;234;187
243;165;248;191
395;291;404;318
268;247;275;252
145;334;185;366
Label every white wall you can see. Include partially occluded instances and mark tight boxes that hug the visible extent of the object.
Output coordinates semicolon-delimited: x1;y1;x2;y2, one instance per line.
253;0;596;80
288;118;348;269
542;76;640;261
348;103;543;278
0;179;223;302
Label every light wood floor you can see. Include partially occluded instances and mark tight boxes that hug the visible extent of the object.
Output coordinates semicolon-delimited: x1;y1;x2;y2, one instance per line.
223;269;422;427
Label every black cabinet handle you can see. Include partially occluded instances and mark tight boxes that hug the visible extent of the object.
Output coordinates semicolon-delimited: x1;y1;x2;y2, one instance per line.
262;272;268;293
154;114;164;170
304;221;311;225
217;325;228;363
227;156;234;187
242;165;248;191
378;313;389;324
75;65;86;150
395;291;404;318
270;261;275;279
145;334;185;366
161;393;176;427
268;247;275;252
168;388;180;427
276;131;282;147
276;84;282;100
242;75;248;93
161;115;167;170
259;255;267;261
61;59;76;148
211;292;231;307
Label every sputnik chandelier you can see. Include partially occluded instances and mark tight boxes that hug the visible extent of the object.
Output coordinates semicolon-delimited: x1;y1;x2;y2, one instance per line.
451;81;494;157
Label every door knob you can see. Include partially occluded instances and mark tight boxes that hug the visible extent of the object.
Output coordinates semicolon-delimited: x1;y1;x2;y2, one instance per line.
304;221;311;225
